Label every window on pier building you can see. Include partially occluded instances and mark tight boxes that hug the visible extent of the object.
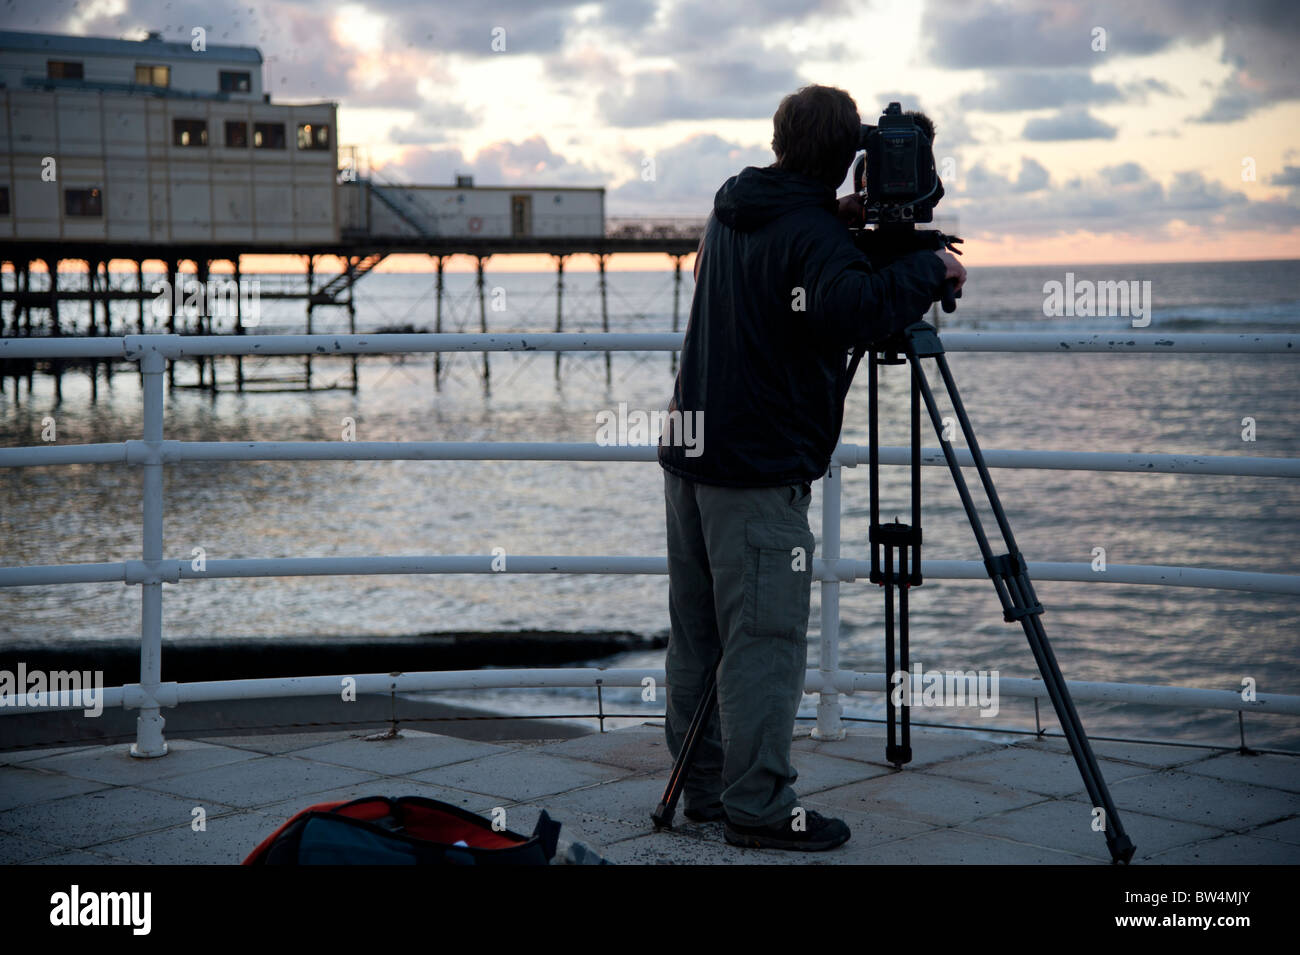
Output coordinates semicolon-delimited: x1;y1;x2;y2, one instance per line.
0;187;9;216
254;122;286;149
47;60;84;80
296;122;330;150
135;64;171;87
173;118;208;147
220;71;252;93
65;188;103;217
225;120;249;148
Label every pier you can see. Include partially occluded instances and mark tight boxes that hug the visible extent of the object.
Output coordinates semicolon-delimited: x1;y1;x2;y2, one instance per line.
0;225;701;400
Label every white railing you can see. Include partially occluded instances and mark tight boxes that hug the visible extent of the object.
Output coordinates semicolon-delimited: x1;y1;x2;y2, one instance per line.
2;331;1299;757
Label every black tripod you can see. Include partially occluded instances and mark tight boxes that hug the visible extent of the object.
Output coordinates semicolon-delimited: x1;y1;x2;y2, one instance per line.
653;319;1137;865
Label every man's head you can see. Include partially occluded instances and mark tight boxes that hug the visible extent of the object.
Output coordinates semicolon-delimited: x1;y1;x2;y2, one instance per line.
771;85;861;189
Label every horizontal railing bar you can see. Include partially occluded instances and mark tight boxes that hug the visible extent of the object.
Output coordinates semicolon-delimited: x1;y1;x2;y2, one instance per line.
4;667;1296;716
3;439;1296;479
932;332;1296;353
836;444;1300;478
0;331;1295;360
1;555;1294;594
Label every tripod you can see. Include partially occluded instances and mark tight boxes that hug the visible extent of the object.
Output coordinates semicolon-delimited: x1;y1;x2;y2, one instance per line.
653;319;1137;865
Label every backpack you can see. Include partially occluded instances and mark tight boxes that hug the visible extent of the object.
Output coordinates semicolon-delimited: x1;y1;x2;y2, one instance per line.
243;795;562;865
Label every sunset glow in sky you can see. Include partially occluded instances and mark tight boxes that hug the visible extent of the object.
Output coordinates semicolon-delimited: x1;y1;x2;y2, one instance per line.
8;0;1300;268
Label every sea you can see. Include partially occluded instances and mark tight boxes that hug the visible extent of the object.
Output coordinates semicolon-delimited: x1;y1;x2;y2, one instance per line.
2;258;1298;749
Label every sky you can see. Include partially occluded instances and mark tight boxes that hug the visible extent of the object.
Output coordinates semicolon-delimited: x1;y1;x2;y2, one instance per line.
4;0;1300;267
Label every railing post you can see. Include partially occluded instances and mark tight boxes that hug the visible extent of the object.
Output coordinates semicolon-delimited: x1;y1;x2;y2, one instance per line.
133;347;168;757
814;463;845;740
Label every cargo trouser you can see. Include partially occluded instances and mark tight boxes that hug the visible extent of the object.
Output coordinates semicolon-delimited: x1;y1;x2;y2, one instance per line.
663;468;816;828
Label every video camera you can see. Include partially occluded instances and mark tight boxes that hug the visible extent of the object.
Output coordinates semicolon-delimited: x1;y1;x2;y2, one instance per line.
851;102;962;312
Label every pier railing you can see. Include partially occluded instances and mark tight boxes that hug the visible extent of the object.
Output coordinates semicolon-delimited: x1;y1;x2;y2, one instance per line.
1;331;1299;757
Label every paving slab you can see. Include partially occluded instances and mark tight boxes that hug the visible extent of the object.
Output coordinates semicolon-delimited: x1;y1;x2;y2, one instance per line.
287;732;509;776
254;778;514;820
864;827;1101;864
493;801;650;853
0;786;203;849
531;772;667;830
1145;833;1300;865
1248;816;1300;846
960;799;1223;862
133;755;380;810
531;724;672;773
811;769;1046;827
1180;751;1300;793
191;730;371;755
0;765;111;812
0;831;70;864
0;744;102;766
409;750;626;802
601;831;832;865
924;743;1153;798
1064;770;1300;831
18;738;259;786
28;849;129;865
1023;737;1215;770
804;728;1008;769
93;810;285;865
792;751;894;793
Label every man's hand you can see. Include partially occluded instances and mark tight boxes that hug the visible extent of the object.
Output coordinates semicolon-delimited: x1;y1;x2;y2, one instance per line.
933;249;966;293
836;194;866;227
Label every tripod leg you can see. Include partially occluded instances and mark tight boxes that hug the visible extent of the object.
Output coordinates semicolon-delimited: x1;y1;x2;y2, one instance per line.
903;334;1136;864
652;661;719;830
883;544;899;762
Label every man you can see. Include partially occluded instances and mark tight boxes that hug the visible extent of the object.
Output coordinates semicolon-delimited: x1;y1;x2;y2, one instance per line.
657;84;966;851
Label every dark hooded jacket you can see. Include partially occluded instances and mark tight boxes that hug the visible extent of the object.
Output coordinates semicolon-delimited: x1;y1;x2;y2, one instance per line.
658;165;949;487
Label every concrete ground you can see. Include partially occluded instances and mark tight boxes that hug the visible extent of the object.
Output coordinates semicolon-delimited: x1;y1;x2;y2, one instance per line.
1;722;1297;865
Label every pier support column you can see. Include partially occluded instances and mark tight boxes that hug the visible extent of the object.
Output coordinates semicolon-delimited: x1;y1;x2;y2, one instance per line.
233;257;244;392
305;254;315;390
86;259;99;403
348;256;359;394
100;259;114;387
45;257;62;402
433;255;445;391
136;260;145;333
196;259;210;390
20;262;33;396
554;254;567;382
476;255;490;390
671;254;683;374
598;254;610;385
165;258;179;389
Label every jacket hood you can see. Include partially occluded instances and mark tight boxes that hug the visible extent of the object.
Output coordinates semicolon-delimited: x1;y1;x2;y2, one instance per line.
713;166;836;231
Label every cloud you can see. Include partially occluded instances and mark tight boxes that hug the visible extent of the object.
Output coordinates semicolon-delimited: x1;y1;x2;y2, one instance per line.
958;71;1174;113
950;159;1300;238
608;133;775;214
1271;165;1300;187
388;101;482;144
961;72;1125;112
379;134;605;187
1022;108;1118;141
922;0;1300;122
596;52;803;126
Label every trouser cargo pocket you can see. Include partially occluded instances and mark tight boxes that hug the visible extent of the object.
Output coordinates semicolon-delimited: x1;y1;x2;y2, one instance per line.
743;519;816;641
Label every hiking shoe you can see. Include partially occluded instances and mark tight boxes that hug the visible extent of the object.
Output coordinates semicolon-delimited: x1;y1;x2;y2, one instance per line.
724;809;851;851
683;801;726;823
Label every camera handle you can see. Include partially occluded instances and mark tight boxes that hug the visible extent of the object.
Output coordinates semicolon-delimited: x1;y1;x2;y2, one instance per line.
868;320;1136;864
